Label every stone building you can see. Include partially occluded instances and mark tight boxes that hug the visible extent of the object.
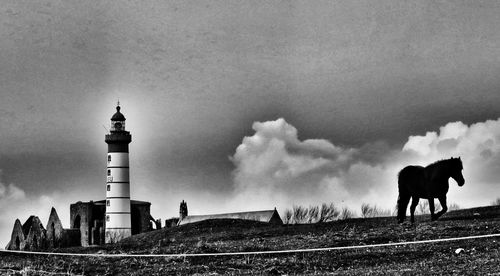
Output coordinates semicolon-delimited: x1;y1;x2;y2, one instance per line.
21;216;46;250
6;216;46;251
6;208;79;250
70;200;153;246
46;207;80;248
6;219;25;250
177;201;283;226
164;218;179;228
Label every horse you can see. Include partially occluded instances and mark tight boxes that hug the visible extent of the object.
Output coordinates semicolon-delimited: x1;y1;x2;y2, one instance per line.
397;157;465;223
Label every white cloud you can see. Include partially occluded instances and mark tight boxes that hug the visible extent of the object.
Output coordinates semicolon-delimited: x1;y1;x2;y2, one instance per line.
229;118;395;213
402;118;500;207
230;118;500;216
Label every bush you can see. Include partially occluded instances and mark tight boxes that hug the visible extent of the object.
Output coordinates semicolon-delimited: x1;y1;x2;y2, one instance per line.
292;205;308;224
283;209;293;224
340;207;355;220
416;200;460;213
283;202;341;224
417;201;429;215
361;203;375;218
448;203;460;211
491;198;500;206
307;205;320;223
318;203;340;223
361;203;392;218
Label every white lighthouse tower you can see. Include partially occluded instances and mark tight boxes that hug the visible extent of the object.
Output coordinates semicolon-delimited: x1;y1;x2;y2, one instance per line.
104;103;132;243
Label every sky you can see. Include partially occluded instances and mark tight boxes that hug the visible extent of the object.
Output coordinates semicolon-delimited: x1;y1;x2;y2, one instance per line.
1;0;500;247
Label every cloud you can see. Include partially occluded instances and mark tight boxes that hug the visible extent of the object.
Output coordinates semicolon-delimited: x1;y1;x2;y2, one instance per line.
0;175;68;248
402;119;500;206
0;182;25;202
230;118;500;215
229;118;400;213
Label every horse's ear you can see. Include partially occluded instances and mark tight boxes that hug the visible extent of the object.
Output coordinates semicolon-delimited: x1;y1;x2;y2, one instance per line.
459;156;461;161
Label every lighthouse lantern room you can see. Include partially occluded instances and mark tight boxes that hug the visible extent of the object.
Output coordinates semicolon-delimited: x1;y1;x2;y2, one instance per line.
104;103;132;243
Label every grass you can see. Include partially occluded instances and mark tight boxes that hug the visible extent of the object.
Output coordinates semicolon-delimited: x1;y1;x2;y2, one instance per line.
2;205;500;275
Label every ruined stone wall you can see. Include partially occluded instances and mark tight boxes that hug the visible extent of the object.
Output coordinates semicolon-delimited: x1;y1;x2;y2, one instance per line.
131;203;151;234
23;216;46;251
46;208;65;248
164;218;179;228
63;229;81;247
5;219;25;250
70;201;106;246
70;202;92;247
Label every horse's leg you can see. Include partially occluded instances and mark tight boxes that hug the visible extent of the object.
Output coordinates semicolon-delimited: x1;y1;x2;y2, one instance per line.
435;196;448;220
410;197;420;223
397;195;411;223
429;198;436;221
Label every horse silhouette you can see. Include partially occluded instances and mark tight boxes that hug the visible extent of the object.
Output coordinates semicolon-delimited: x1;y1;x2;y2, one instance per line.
397;157;465;223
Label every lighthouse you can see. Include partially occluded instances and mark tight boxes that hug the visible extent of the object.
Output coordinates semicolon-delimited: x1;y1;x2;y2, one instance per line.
104;103;132;243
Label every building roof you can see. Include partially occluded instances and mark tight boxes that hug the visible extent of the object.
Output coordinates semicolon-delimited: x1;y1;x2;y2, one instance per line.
178;209;282;226
75;199;151;206
111;106;126;121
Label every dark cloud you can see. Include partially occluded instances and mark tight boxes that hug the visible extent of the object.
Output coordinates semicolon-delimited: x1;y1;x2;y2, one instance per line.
2;0;500;245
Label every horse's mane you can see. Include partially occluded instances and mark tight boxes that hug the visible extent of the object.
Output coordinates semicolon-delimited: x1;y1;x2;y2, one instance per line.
425;158;456;170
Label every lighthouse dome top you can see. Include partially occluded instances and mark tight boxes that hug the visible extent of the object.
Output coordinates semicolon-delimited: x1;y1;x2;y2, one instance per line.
111;105;126;121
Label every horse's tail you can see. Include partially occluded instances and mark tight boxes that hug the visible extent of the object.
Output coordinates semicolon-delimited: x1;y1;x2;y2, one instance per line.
396;195;405;222
397;169;410;223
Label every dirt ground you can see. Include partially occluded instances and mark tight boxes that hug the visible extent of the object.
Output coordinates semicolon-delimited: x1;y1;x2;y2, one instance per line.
2;206;500;275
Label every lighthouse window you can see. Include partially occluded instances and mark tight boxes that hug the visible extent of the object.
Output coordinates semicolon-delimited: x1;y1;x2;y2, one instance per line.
107;185;110;191
106;215;110;222
106;200;110;206
107;169;111;176
108;155;111;162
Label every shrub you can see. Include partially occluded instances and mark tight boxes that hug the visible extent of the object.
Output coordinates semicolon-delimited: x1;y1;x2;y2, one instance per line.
361;203;375;218
417;201;429;215
283;202;341;224
448;203;460;211
340;207;355;220
361;203;392;218
283;209;293;224
318;203;340;222
292;205;308;224
307;205;319;223
491;198;500;206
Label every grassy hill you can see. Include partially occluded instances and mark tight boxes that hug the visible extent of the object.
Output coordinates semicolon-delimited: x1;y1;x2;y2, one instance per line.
2;205;500;275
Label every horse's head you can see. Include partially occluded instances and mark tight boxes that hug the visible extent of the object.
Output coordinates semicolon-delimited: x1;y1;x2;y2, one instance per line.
449;157;465;186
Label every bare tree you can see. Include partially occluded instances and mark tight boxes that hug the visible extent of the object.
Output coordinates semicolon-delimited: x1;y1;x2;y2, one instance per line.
307;205;320;223
448;203;460;211
417;200;446;214
292;205;308;224
491;198;500;206
417;201;429;215
318;203;340;222
340;207;354;220
361;203;374;218
283;209;293;224
375;208;392;217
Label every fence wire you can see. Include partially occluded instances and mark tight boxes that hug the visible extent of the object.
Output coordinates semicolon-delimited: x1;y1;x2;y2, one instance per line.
1;232;500;258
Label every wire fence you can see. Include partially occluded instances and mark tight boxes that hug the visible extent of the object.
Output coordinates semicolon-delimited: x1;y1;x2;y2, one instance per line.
1;232;500;258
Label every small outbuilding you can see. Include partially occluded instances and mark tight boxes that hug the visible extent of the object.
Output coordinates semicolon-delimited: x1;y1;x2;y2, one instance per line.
178;208;283;226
